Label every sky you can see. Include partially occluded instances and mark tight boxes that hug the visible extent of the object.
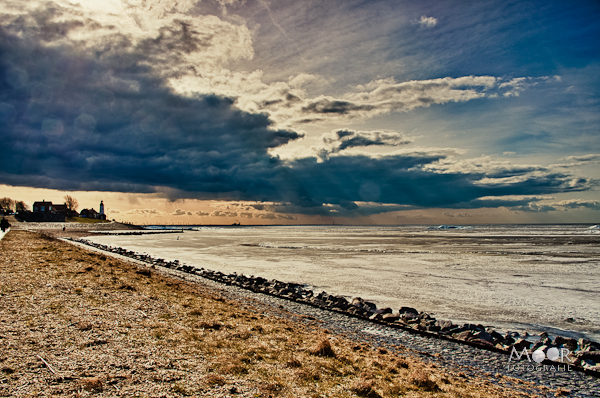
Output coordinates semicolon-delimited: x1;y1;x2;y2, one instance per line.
1;0;599;225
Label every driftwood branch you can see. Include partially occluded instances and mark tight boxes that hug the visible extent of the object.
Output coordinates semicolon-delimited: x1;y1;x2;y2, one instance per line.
36;355;57;374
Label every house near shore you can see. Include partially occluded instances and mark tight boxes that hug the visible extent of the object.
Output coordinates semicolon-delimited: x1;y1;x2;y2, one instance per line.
32;200;54;213
32;201;78;217
80;208;99;218
21;200;66;222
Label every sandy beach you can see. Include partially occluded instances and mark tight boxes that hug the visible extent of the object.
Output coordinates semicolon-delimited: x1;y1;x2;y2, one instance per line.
0;228;568;397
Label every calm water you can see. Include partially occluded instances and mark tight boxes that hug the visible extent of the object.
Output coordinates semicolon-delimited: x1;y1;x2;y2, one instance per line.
86;224;600;340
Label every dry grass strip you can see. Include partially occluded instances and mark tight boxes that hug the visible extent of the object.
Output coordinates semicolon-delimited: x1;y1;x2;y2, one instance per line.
0;230;553;397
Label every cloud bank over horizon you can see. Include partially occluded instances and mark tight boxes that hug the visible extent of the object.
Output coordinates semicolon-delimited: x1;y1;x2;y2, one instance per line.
0;0;599;220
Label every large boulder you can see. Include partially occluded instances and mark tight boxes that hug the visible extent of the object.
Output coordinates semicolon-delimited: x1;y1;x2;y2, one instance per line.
464;324;485;332
369;313;383;321
502;332;516;346
398;307;419;316
472;331;494;344
382;313;400;323
512;338;532;351
435;320;454;332
347;306;362;316
453;331;473;341
539;332;553;346
363;301;377;313
488;330;504;344
417;312;433;321
330;296;350;310
351;297;377;314
578;338;600;352
575;351;600;362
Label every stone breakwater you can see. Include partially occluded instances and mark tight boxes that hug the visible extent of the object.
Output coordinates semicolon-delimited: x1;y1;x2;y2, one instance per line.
89;230;183;236
69;237;600;377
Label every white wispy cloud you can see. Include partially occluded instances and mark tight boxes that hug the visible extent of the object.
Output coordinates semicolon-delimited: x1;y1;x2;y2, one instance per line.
172;209;192;216
125;208;166;215
3;0;536;132
211;211;238;217
563;154;600;162
418;15;437;27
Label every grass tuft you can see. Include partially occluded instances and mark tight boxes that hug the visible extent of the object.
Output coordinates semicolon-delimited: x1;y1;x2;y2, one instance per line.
286;358;302;368
410;368;440;391
204;373;226;386
351;379;382;398
309;337;336;357
79;377;103;392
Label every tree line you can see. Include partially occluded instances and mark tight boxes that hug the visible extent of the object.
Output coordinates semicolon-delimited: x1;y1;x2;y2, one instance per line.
0;197;27;212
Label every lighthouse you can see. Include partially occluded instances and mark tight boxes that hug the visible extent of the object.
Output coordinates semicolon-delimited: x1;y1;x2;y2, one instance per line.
99;200;106;220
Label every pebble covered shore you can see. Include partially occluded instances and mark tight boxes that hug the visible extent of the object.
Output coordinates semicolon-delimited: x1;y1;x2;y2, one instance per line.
67;236;600;397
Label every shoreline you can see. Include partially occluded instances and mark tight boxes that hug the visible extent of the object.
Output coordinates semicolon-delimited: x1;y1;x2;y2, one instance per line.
62;231;600;396
1;229;592;397
10;221;600;340
9;221;600;348
66;236;600;377
4;224;600;394
76;224;600;342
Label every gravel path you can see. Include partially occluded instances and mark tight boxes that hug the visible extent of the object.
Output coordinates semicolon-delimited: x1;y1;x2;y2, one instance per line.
65;239;600;397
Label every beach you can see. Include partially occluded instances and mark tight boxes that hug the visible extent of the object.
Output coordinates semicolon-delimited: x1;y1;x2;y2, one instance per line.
82;224;600;341
0;228;585;397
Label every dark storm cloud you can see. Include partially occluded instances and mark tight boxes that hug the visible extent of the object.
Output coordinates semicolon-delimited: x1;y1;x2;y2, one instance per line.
301;98;375;115
282;154;486;209
0;17;594;217
0;27;302;198
321;129;412;152
449;196;548;209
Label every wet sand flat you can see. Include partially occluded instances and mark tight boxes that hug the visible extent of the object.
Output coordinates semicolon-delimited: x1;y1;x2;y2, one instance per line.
84;225;600;340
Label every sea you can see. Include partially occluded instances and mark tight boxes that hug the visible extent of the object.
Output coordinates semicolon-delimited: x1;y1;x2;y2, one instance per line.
84;224;600;341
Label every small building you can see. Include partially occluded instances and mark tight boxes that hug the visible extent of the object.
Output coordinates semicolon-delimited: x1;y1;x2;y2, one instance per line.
33;200;53;213
52;204;68;216
80;208;99;219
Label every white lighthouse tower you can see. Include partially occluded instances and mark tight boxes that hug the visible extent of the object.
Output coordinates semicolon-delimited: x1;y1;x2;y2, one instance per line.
99;200;105;220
